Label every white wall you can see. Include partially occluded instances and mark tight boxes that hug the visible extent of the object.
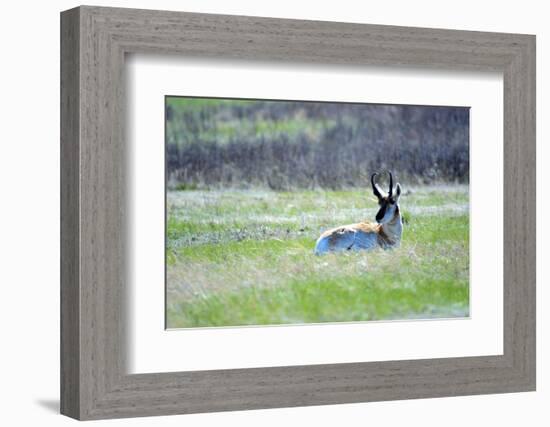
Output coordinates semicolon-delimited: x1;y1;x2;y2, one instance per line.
0;0;546;425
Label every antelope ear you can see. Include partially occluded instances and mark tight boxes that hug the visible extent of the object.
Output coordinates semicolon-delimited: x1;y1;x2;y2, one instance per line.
394;183;402;201
371;173;384;199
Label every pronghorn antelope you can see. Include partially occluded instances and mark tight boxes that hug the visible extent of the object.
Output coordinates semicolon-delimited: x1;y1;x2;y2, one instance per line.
314;171;403;255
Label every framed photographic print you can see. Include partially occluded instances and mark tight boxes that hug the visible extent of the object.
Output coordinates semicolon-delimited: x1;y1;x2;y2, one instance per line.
61;5;536;420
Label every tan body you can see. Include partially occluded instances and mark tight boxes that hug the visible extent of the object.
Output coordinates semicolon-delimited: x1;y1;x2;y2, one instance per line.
314;208;402;254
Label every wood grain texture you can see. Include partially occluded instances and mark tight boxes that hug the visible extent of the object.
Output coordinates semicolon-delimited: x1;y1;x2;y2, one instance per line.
60;7;80;419
60;5;536;420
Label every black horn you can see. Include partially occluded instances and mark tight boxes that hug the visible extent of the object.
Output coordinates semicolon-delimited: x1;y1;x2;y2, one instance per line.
388;171;393;197
371;173;383;199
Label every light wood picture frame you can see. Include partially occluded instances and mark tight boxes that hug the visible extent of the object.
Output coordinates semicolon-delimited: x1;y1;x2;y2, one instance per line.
60;5;536;420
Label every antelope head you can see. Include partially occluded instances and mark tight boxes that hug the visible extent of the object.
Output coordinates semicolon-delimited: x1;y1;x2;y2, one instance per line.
371;171;402;224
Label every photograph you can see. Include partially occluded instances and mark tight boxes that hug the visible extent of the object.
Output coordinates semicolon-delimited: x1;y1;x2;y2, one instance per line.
165;96;470;329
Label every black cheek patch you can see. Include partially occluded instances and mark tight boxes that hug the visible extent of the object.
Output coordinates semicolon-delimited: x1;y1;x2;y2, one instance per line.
376;205;386;222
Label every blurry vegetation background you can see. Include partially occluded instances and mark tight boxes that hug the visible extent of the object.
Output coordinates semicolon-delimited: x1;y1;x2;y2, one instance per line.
166;97;469;190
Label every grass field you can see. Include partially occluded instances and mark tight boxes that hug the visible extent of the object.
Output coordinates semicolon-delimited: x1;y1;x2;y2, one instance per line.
166;185;469;328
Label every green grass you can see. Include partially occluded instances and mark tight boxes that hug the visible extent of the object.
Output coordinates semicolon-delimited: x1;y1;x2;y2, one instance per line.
166;186;469;328
166;97;336;146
